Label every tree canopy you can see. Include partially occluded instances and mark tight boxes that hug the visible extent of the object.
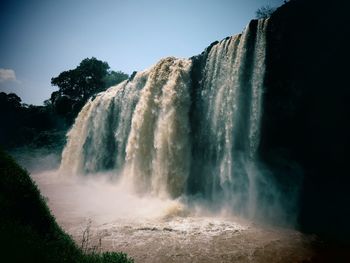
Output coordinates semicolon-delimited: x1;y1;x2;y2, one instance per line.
50;57;128;123
0;58;129;149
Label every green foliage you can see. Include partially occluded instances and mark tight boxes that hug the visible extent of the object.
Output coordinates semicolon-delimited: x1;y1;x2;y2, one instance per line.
0;149;133;263
51;58;109;101
0;92;67;150
103;70;129;88
0;57;129;150
50;57;128;124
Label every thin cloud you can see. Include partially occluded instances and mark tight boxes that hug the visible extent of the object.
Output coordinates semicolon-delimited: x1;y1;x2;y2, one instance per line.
0;68;20;83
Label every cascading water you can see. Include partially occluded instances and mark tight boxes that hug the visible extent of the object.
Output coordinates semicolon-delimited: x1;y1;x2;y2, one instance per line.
60;70;147;174
189;19;269;216
31;18;315;263
61;57;192;199
60;19;279;221
123;58;192;198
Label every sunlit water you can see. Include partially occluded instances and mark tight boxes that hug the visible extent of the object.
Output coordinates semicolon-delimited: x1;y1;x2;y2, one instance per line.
33;170;317;263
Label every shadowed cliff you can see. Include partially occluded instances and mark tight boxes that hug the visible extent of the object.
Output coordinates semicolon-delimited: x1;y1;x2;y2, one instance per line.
260;0;350;242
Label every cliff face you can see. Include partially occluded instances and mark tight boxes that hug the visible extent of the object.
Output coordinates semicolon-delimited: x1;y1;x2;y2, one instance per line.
260;0;350;241
54;0;349;243
189;0;350;242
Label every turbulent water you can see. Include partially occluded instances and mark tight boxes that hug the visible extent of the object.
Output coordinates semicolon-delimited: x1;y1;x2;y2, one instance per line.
59;19;284;221
33;171;316;263
189;19;270;218
26;18;319;262
61;57;192;199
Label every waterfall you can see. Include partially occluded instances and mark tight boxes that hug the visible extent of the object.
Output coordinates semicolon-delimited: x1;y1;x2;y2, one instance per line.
124;57;192;198
60;71;147;174
60;19;270;218
189;19;269;216
60;57;192;198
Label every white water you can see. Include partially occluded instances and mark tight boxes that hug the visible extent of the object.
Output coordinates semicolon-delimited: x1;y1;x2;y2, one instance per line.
59;20;273;215
60;57;192;199
57;18;298;225
189;19;278;220
30;19;312;262
60;70;146;174
124;58;192;198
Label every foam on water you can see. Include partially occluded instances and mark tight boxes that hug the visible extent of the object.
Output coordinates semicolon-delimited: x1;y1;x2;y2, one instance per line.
32;170;315;263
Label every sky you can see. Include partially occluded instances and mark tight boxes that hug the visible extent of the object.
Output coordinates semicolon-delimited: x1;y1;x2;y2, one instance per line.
0;0;283;105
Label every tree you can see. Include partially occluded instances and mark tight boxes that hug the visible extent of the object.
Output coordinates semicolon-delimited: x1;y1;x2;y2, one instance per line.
50;57;128;123
51;57;110;101
103;70;129;88
0;92;22;110
255;5;276;19
0;92;64;149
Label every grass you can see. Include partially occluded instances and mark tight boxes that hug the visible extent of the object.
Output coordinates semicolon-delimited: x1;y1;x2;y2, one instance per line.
0;149;133;263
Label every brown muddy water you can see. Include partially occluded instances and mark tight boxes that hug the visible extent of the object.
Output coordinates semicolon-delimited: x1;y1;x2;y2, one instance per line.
33;171;321;263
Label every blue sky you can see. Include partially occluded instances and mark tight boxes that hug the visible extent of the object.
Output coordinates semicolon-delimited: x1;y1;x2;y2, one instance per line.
0;0;283;105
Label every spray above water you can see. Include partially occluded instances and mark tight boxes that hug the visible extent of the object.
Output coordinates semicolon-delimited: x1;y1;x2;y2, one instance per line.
58;19;295;224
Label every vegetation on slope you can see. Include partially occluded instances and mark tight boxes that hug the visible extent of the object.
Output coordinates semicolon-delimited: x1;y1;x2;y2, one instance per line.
0;149;133;263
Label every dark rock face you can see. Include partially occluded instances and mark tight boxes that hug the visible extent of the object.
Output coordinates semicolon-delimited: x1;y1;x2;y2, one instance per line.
260;0;350;242
188;41;220;195
188;0;350;243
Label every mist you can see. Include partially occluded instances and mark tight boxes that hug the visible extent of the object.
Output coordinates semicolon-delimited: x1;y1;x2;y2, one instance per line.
29;160;301;230
34;170;191;224
10;147;61;173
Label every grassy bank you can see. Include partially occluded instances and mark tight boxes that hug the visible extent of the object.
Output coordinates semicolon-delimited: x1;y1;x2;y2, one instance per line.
0;149;133;263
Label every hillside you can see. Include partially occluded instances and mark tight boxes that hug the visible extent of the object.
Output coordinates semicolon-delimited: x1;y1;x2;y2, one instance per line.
0;149;133;263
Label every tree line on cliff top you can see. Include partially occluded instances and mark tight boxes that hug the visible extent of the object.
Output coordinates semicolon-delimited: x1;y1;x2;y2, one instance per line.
0;57;129;150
